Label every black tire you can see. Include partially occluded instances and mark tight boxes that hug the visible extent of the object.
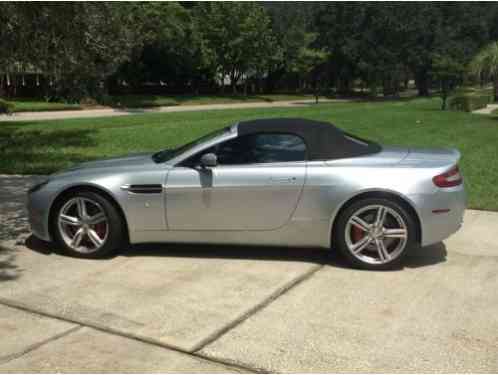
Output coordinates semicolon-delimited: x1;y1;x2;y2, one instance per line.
51;190;126;258
333;197;417;270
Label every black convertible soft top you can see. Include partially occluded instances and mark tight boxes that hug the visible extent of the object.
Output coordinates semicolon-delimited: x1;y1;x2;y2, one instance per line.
237;118;381;161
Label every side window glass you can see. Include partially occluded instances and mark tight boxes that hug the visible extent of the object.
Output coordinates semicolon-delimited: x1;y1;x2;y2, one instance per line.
217;136;253;165
183;133;306;166
250;133;306;163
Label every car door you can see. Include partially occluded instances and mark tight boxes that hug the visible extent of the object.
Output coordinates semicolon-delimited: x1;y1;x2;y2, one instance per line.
121;169;167;231
165;133;307;231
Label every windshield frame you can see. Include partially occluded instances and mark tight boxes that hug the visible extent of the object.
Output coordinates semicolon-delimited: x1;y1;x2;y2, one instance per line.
152;126;232;164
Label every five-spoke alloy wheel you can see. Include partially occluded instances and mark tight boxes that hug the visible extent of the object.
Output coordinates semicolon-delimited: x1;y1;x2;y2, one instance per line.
58;197;109;253
334;198;416;270
52;191;125;258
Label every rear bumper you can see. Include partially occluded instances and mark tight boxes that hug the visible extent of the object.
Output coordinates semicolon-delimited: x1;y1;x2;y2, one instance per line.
409;185;467;247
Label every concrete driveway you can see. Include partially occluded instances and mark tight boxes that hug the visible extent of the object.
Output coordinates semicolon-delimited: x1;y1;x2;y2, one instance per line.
0;175;497;372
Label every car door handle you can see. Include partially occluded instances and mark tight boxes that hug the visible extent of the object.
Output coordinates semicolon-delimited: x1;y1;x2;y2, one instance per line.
269;177;297;184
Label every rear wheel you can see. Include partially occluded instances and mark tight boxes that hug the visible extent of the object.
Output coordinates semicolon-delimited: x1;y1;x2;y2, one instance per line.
334;198;417;270
52;191;125;258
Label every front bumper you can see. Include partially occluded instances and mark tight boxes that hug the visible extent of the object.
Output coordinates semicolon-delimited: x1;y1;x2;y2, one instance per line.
409;185;467;247
27;189;52;242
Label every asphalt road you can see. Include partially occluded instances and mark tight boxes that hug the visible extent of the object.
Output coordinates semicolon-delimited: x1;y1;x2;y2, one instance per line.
0;175;497;372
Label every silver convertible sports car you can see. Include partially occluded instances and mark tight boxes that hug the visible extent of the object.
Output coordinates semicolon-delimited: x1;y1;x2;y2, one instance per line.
27;118;466;270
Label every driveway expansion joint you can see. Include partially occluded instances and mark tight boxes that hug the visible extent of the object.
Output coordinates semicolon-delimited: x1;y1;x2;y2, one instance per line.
0;325;83;365
195;352;274;374
0;297;259;373
192;262;325;353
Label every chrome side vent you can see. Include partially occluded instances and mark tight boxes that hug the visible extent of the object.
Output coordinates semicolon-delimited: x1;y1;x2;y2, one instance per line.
121;184;162;194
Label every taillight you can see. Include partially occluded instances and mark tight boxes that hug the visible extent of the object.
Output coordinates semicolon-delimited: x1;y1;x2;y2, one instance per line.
433;165;463;188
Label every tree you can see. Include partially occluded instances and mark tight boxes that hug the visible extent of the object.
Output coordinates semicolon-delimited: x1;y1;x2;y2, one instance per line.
352;4;407;97
288;33;329;103
196;2;275;94
469;42;498;102
4;2;498;100
315;3;365;94
0;3;32;97
0;3;141;101
431;54;464;110
114;2;214;94
264;3;315;92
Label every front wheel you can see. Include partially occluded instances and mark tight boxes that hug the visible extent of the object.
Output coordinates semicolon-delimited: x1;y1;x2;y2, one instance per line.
52;191;125;258
334;198;417;270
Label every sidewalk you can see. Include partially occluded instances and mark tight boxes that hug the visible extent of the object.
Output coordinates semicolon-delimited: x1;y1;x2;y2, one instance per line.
0;99;342;122
473;103;498;114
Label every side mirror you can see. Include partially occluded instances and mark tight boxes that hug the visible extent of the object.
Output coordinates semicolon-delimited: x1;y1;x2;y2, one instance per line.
200;153;217;168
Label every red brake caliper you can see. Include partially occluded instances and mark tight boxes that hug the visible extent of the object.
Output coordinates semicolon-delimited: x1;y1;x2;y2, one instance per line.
352;225;365;243
94;223;107;239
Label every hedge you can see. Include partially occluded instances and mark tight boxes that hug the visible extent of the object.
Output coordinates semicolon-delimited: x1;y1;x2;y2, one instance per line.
448;94;491;112
0;99;14;114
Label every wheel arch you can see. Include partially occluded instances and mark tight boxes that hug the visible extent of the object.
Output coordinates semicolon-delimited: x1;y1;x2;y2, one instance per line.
48;183;130;244
329;189;422;248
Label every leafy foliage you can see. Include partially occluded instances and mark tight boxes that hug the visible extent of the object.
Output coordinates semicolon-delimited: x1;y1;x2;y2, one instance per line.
1;3;140;101
196;2;276;93
469;42;498;101
2;2;498;102
0;99;14;114
431;55;465;110
448;94;491;112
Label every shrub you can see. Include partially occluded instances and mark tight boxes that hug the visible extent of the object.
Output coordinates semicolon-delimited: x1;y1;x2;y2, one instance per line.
448;94;491;112
0;99;14;114
79;97;99;106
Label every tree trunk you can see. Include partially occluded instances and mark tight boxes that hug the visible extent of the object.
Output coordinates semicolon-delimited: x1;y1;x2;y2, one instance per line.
382;79;392;97
440;79;450;110
368;78;378;98
12;75;17;98
415;69;430;96
441;83;447;110
230;70;238;95
220;70;225;94
494;78;498;103
314;79;319;104
338;77;350;95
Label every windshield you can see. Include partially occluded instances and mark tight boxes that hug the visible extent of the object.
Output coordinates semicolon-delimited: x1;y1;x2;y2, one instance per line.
152;126;230;163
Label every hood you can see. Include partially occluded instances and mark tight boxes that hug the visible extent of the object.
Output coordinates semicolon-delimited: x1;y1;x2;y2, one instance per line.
54;153;155;176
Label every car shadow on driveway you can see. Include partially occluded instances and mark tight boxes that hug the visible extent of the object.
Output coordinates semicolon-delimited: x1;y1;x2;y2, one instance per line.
24;235;447;271
0;245;22;282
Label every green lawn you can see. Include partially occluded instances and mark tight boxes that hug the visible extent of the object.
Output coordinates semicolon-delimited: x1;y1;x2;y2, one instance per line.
10;98;82;112
105;94;326;108
1;97;497;210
